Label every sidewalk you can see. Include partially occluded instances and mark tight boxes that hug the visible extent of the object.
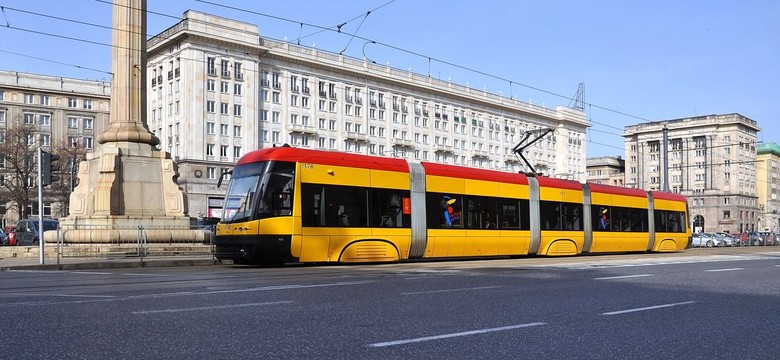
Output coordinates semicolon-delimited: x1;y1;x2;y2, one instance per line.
0;254;223;271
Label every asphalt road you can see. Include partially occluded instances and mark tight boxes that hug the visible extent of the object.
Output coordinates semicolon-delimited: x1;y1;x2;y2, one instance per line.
1;249;779;359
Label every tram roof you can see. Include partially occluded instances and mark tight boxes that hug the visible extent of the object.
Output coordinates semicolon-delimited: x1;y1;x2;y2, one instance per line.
237;146;410;172
588;183;648;198
421;162;529;185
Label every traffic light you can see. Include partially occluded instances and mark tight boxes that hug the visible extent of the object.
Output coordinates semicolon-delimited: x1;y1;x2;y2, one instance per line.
41;151;60;187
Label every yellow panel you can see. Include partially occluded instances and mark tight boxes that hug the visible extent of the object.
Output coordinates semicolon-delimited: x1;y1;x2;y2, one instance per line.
540;187;582;202
464;179;500;197
327;228;373;261
299;164;370;187
340;241;399;262
655;199;686;211
370;170;410;190
590;231;647;253
498;231;531;255
499;182;530;199
561;190;583;203
629;195;649;208
298;230;330;262
463;230;500;256
370;228;412;259
426;175;466;193
590;192;612;205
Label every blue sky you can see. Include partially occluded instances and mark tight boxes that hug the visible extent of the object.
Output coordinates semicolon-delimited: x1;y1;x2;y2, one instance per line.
1;0;777;157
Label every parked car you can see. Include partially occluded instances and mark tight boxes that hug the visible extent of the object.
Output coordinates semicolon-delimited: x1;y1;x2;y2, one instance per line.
0;227;7;245
758;232;778;246
13;219;59;246
692;232;720;247
713;232;735;247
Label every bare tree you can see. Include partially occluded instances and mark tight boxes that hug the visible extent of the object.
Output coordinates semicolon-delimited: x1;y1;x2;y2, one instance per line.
50;142;89;216
0;116;40;220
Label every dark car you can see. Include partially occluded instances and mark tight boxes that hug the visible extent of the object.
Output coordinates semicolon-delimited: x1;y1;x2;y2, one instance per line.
14;219;59;246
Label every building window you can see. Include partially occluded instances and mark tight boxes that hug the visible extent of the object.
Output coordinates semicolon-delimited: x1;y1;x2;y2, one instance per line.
83;137;93;149
220;145;228;157
24;113;35;124
234;83;242;95
233;104;242;116
221;81;229;93
220;124;228;136
206;143;215;156
206;167;216;179
206;100;215;113
24;94;35;104
68;98;78;108
206;122;215;134
207;79;215;92
39;114;51;126
233;125;242;137
220;102;229;115
40;134;51;146
233;146;241;158
83;118;93;129
83;100;93;109
723;211;730;219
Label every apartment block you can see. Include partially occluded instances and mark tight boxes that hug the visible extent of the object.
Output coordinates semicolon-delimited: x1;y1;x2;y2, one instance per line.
586;156;625;186
0;71;111;225
623;113;761;234
145;10;589;218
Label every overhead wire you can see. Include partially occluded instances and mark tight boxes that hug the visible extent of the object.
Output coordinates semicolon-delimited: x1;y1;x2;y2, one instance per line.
0;0;769;184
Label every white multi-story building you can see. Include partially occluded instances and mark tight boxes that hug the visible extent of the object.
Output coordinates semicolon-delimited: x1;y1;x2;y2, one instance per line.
0;70;110;225
146;10;588;218
623;113;761;234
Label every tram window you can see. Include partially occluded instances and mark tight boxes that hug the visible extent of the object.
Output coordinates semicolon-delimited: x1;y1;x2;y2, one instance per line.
540;201;562;230
426;192;462;229
463;196;497;230
561;203;583;231
629;208;648;232
371;189;411;228
654;210;669;232
593;206;610;231
301;184;368;227
499;200;519;230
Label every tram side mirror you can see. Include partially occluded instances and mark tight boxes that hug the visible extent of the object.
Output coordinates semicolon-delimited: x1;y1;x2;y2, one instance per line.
217;169;233;188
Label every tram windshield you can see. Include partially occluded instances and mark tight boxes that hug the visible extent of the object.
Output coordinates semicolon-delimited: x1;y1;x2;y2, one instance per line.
221;161;295;223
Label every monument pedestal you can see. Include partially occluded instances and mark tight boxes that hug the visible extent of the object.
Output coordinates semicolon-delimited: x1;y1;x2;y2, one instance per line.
57;142;202;243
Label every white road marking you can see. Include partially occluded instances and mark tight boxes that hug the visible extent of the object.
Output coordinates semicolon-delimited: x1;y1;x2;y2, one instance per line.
401;285;505;295
602;301;696;316
368;322;546;347
705;268;744;272
594;274;653;280
132;301;293;315
200;281;373;295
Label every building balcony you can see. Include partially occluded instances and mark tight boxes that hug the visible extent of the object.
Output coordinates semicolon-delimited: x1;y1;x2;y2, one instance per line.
434;144;454;153
470;150;489;158
288;123;317;135
393;138;414;148
344;131;368;142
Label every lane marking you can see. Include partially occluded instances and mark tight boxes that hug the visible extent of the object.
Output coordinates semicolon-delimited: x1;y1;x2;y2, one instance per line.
602;301;696;316
705;268;744;272
594;274;653;280
368;322;546;347
132;301;293;315
199;281;373;295
401;285;505;295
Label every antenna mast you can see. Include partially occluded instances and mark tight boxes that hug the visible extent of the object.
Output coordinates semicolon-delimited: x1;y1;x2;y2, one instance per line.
569;82;585;111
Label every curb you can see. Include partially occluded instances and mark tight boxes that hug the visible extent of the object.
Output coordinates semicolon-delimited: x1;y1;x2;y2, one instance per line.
1;258;223;271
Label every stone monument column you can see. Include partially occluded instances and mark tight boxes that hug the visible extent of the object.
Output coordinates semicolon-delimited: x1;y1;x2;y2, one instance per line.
57;0;202;243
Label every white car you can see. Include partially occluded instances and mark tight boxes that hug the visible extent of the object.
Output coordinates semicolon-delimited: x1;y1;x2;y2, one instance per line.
692;233;721;247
